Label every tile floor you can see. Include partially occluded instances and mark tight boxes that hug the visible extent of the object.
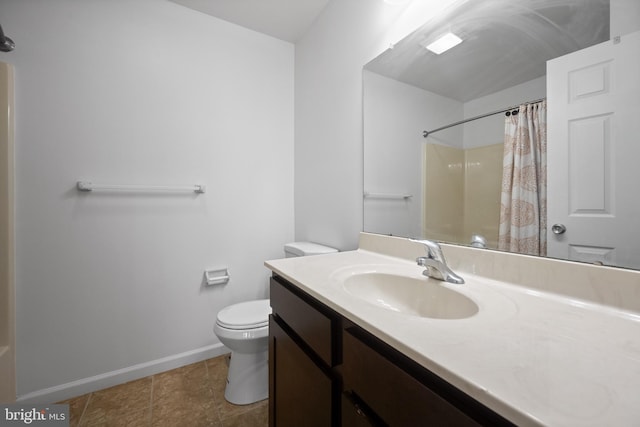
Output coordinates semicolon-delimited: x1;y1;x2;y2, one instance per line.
58;354;268;427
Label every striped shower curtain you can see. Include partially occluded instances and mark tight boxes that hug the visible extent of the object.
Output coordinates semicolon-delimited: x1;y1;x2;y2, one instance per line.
498;101;547;256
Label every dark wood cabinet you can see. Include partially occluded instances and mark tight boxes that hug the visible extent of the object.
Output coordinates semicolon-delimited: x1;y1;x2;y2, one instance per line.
269;317;333;427
269;275;341;427
269;274;337;366
269;274;515;427
343;327;480;427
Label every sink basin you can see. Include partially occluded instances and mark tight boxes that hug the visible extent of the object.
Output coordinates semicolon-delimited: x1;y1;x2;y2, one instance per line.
342;272;478;319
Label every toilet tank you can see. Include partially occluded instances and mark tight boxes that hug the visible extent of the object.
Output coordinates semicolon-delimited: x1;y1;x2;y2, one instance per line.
284;242;338;258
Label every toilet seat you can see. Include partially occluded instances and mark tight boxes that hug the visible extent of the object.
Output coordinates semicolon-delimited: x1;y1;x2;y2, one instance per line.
216;299;271;330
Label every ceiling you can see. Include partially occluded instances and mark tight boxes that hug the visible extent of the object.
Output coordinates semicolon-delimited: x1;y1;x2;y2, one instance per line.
169;0;331;43
365;0;610;102
169;0;611;101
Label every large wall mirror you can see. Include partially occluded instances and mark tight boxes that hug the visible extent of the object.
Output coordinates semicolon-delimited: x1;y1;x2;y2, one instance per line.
363;0;640;270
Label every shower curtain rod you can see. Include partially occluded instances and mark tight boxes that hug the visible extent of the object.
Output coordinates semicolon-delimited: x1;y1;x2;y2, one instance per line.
422;97;546;138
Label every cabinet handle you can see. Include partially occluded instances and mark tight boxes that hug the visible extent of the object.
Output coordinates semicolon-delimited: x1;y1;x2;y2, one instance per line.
349;396;386;425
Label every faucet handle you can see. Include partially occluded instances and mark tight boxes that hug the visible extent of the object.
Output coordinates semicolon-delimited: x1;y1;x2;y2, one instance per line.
411;239;446;262
412;239;464;284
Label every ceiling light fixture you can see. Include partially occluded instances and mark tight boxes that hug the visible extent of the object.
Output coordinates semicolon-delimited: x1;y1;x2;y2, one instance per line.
424;32;463;54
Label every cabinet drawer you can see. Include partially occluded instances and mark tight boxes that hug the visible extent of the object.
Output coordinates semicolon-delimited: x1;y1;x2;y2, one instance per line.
343;329;481;427
270;276;336;366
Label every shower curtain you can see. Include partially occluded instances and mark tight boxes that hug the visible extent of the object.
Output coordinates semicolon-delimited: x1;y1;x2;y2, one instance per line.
498;101;547;256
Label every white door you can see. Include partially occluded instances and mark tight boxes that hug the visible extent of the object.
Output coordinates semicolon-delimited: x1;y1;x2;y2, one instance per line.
547;30;640;269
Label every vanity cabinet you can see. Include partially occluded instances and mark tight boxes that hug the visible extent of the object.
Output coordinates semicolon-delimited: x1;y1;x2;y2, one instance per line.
269;274;514;427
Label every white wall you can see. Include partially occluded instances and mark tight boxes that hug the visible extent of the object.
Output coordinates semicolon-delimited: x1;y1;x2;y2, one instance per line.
363;70;463;237
611;0;640;36
463;76;546;149
0;0;294;401
294;0;460;250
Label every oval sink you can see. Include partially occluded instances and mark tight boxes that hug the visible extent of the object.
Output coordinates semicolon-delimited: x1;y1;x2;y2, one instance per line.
342;272;478;319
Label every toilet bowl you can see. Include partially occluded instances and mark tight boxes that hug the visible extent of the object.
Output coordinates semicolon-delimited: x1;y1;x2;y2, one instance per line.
214;299;271;405
213;242;338;405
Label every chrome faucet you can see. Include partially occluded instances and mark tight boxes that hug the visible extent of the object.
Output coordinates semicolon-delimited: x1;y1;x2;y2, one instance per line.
412;239;464;284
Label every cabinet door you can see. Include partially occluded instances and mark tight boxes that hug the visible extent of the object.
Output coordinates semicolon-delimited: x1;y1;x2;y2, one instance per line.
269;317;332;427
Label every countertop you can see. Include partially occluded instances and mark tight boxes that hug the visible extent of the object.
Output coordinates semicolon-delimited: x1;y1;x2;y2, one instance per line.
265;235;640;427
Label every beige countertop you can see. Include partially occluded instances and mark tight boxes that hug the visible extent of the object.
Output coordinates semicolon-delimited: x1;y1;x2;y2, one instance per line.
265;233;640;427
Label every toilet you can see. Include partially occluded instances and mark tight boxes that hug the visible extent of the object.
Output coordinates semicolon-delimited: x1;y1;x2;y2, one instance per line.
213;241;338;405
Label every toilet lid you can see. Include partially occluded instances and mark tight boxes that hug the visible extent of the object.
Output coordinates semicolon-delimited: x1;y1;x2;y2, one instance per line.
216;299;272;330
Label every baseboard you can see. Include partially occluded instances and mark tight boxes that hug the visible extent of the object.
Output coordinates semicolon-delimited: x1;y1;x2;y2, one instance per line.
16;343;229;404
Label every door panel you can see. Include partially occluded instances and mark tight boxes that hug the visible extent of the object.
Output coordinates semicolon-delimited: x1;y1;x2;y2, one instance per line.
547;31;640;268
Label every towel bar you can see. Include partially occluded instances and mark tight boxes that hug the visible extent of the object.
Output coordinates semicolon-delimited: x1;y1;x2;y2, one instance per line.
77;181;206;194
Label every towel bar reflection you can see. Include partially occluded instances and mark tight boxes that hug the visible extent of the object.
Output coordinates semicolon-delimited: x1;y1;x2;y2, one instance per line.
77;181;206;194
364;192;412;200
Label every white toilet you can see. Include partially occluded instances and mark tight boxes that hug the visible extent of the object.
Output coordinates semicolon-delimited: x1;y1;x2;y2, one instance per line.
213;241;338;405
